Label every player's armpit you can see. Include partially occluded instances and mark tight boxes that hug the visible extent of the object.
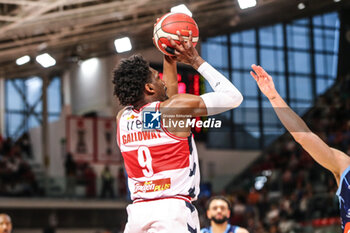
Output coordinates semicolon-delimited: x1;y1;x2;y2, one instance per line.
330;148;350;182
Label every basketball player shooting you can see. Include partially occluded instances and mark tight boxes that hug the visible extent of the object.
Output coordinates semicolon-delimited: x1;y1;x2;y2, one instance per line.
250;64;350;232
112;30;243;233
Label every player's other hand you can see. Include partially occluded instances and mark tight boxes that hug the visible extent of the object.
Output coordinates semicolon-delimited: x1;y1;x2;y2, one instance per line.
163;54;177;64
165;31;204;69
250;64;278;100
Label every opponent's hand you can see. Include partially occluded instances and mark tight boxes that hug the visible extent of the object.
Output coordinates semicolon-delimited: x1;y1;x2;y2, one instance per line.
250;64;278;100
164;31;204;69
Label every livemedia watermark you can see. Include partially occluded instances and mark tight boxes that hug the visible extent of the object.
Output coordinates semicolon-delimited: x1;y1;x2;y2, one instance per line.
142;110;221;130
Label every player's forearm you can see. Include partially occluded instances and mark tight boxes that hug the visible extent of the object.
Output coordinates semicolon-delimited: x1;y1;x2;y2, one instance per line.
163;57;178;97
269;94;311;141
197;61;243;115
269;94;342;173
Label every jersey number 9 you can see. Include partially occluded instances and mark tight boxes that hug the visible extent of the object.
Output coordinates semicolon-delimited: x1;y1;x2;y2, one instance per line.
137;146;154;177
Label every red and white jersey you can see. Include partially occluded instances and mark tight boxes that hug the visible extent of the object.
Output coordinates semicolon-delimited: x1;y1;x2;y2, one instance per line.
117;101;200;202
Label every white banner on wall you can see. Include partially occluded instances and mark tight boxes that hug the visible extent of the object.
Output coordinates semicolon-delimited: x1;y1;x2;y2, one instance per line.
96;118;121;163
66;116;121;164
67;116;95;162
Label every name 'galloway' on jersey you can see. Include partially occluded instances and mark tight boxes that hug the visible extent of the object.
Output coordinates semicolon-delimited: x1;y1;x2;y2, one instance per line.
117;101;200;202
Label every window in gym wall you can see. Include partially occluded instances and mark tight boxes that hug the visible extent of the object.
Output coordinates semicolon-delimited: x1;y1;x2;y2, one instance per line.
313;12;340;95
201;11;339;149
5;76;62;139
48;77;62;122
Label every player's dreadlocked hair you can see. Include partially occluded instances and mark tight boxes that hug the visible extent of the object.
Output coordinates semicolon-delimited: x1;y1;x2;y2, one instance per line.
112;55;152;106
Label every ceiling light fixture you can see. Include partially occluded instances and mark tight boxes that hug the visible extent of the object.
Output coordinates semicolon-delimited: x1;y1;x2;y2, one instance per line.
36;53;56;68
237;0;257;9
114;37;132;53
171;4;192;17
16;55;30;65
298;2;306;10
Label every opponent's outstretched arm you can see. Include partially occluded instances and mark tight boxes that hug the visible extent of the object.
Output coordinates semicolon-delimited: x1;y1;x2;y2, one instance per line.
160;31;243;117
250;64;350;182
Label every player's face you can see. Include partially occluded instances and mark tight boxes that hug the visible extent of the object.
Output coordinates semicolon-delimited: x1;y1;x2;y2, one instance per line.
149;67;168;101
0;215;12;233
207;200;230;224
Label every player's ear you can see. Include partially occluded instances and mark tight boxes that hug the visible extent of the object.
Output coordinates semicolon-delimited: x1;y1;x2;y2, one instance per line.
145;83;156;94
206;210;210;219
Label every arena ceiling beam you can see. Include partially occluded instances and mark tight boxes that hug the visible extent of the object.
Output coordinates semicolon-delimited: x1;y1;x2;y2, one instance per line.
0;0;349;77
0;15;19;21
0;0;73;35
0;0;46;6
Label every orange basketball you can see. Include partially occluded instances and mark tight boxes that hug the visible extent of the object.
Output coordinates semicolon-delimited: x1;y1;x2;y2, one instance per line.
153;12;199;56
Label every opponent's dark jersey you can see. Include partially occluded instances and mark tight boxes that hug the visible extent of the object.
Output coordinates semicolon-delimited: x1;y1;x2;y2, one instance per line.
200;224;239;233
336;166;350;231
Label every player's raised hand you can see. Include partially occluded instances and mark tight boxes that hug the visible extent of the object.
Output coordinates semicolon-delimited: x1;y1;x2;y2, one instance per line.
250;64;278;100
165;31;204;69
163;54;177;64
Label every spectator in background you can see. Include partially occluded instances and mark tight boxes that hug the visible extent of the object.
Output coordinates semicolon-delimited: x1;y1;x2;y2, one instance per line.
17;133;32;159
247;188;260;206
201;196;249;233
267;224;278;233
231;196;247;227
266;203;280;226
0;213;12;233
0;135;39;197
117;167;126;198
84;163;96;198
64;153;77;197
1;138;12;156
43;212;58;233
101;165;114;198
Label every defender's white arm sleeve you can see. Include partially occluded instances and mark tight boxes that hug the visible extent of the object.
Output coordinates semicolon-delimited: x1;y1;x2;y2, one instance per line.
198;62;243;116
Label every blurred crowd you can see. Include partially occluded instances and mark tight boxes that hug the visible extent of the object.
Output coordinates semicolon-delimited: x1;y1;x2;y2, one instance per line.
0;133;39;196
196;75;350;232
64;153;127;199
0;133;128;199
